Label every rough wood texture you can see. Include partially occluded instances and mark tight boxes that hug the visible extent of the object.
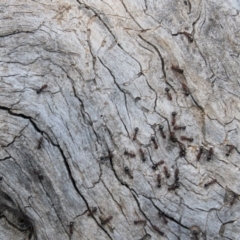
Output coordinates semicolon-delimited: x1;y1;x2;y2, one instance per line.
0;0;240;239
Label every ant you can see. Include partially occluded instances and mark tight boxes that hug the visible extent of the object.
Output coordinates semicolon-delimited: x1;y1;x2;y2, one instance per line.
139;148;146;162
170;131;177;143
134;220;146;224
226;145;235;156
133;127;139;141
124;150;136;158
124;166;133;179
204;179;217;188
36;84;48;94
159;125;166;138
168;182;180;191
163;166;170;178
230;192;238;206
180;136;193;142
156;174;161;188
177;141;186;157
87;207;97;216
100;216;113;225
196;146;203;161
165;87;172;101
100;153;113;161
152;160;164;170
69;222;74;235
37;137;43;149
182;31;193;43
171;112;177;126
207;147;213;161
151;136;158;149
173;125;186;130
181;82;190;96
171;65;184;74
174;168;179;182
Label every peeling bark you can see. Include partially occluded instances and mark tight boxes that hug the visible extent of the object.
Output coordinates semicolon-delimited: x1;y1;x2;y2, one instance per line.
0;0;240;239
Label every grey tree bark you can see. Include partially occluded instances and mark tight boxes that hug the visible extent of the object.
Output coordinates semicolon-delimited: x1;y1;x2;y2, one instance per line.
0;0;239;239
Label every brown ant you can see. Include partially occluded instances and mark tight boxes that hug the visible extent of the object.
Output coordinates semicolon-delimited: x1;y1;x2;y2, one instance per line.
196;146;203;161
226;145;235;156
37;137;43;149
124;150;136;158
168;182;180;191
207;147;213;161
133;127;139;141
124;166;133;179
182;31;193;43
169;167;180;188
163;166;170;178
230;193;238;206
100;216;113;225
180;136;193;142
100;153;113;161
69;222;74;235
87;207;97;216
152;160;164;170
170;131;177;143
165;87;172;101
156;174;161;188
139;148;146;162
159;125;166;138
171;65;184;74
204;179;217;188
179;149;186;157
151;136;158;149
174;168;179;182
177;141;186;157
173;125;186;130
171;65;183;74
181;82;190;96
134;220;146;224
171;112;177;126
36;84;48;94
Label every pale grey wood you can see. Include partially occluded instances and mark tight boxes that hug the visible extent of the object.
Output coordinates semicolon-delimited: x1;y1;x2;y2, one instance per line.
0;0;239;239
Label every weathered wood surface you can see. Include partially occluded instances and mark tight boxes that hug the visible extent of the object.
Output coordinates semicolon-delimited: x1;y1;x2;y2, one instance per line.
0;0;240;239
